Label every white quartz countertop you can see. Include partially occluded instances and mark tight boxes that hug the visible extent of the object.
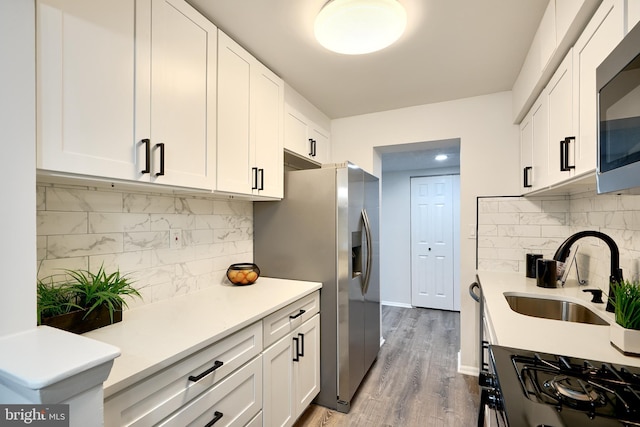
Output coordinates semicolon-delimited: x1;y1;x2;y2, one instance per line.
83;277;322;397
478;271;640;368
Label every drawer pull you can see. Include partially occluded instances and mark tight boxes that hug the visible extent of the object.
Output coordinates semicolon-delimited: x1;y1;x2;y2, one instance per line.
188;360;223;382
289;309;306;320
204;411;223;427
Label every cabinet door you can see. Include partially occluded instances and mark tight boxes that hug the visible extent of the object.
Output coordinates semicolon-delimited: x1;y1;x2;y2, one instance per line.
547;50;575;184
293;314;320;417
310;125;330;164
520;92;549;191
217;31;252;194
36;0;138;180
149;0;217;190
262;335;294;427
531;93;550;190
252;63;284;198
574;0;624;174
284;107;310;158
519;112;534;193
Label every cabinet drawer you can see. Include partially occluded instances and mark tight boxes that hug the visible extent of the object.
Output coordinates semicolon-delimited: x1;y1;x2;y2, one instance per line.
105;321;262;427
263;291;320;348
245;410;262;427
158;355;262;426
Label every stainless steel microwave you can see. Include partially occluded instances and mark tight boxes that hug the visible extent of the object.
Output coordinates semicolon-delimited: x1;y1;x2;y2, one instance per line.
597;22;640;194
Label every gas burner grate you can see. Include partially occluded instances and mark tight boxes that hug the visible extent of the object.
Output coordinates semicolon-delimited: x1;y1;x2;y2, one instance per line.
510;353;640;424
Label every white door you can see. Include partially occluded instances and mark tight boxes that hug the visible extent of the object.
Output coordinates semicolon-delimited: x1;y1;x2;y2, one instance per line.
410;175;454;310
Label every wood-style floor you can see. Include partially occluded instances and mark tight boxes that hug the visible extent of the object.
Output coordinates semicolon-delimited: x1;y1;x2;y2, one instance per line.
294;306;480;427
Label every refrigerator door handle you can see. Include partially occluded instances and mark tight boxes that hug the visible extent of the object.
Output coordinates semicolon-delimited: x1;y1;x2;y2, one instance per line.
361;209;373;295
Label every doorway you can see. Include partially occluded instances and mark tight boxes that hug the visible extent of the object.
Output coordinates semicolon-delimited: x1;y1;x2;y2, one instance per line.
377;139;461;310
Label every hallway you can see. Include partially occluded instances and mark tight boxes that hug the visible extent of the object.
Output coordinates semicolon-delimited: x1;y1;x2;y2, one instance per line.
295;306;479;426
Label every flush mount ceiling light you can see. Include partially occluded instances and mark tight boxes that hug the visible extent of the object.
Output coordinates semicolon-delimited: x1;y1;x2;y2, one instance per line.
314;0;407;55
435;154;448;161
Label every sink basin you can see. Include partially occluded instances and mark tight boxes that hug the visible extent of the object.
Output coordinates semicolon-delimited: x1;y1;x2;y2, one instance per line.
505;295;608;326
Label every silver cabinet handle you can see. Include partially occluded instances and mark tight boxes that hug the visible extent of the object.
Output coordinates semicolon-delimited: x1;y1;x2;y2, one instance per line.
361;209;373;295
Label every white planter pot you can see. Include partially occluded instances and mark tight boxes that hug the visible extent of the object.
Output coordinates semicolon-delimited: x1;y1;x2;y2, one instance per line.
610;322;640;355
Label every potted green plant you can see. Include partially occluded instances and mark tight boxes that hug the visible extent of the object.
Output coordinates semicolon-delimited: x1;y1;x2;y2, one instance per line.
609;279;640;355
38;265;142;334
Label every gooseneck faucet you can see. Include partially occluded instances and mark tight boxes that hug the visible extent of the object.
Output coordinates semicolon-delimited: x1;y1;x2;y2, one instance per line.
552;230;623;312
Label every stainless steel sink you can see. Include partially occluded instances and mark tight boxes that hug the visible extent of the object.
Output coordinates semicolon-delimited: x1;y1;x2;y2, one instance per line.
504;295;609;325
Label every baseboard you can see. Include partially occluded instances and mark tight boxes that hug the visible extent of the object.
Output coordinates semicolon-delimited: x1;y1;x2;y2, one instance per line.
381;300;413;308
457;351;479;377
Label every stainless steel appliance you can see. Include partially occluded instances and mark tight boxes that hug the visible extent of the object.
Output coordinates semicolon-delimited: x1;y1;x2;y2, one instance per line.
470;275;508;427
597;21;640;194
487;344;640;426
254;162;380;413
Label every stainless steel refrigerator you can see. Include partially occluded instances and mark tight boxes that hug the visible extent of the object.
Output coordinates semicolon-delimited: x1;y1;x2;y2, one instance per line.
254;162;380;413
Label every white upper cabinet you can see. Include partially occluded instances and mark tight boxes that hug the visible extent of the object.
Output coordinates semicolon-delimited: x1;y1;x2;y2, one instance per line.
37;0;138;180
573;0;624;174
284;105;331;165
512;0;602;123
37;0;217;190
520;90;550;193
146;0;217;190
217;30;284;199
546;50;576;184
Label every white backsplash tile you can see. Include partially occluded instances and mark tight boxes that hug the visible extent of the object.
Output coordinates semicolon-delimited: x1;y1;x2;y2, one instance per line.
88;212;150;233
123;193;175;214
46;187;123;212
37;183;254;307
37;211;88;236
478;192;640;288
47;233;124;258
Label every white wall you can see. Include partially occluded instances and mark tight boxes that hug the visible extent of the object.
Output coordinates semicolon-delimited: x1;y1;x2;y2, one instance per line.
381;167;460;308
331;91;520;373
0;0;36;336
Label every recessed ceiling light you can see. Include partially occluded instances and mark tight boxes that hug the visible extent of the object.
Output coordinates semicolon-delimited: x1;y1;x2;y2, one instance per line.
435;154;448;161
314;0;407;55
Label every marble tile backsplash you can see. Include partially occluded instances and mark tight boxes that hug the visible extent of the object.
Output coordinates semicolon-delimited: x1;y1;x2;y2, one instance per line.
36;183;254;308
478;192;640;287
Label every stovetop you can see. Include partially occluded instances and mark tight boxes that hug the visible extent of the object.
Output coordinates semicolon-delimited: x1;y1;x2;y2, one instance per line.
490;345;640;427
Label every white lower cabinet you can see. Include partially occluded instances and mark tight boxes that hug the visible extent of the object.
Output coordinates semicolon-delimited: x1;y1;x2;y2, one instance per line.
263;314;320;427
104;321;262;426
103;291;320;427
158;356;262;427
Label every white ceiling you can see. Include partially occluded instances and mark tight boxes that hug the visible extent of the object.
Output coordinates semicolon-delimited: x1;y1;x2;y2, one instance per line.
187;0;549;119
378;138;461;172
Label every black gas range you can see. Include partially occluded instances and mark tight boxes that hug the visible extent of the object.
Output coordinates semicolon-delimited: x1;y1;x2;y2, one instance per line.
486;345;640;426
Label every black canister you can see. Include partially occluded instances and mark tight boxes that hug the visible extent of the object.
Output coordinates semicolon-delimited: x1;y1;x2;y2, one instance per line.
536;258;558;288
526;253;543;278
